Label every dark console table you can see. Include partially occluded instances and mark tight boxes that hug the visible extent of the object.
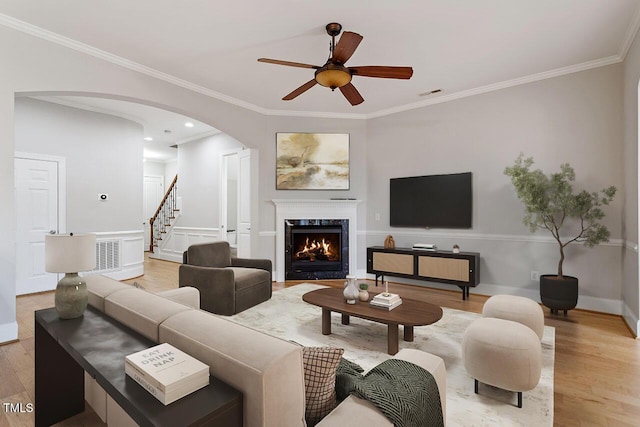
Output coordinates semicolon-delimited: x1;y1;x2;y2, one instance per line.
35;306;242;427
367;246;480;300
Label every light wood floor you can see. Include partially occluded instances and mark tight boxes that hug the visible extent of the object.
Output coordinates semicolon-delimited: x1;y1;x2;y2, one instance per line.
2;254;640;426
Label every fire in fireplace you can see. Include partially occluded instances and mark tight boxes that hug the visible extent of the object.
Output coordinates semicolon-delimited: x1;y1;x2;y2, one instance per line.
285;219;349;280
294;232;340;263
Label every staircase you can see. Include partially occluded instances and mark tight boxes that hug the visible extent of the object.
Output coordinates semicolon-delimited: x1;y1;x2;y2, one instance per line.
149;175;179;252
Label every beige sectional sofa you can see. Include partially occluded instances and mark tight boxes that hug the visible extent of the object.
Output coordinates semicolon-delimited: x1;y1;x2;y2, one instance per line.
84;274;447;426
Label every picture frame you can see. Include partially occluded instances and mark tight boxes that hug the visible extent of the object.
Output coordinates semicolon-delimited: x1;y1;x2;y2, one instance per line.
276;132;350;190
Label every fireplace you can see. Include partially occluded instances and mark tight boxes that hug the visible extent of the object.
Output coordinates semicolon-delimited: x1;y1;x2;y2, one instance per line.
273;199;360;282
285;219;349;280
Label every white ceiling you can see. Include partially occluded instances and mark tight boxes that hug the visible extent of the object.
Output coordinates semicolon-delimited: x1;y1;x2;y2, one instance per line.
2;0;640;118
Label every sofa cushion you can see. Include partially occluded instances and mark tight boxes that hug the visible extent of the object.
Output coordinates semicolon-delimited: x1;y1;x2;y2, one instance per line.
303;347;344;426
156;287;200;309
229;267;271;291
104;288;192;342
85;274;131;312
159;310;306;427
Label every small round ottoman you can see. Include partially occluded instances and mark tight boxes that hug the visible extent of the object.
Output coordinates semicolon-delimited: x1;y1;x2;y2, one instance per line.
482;295;545;340
462;317;541;408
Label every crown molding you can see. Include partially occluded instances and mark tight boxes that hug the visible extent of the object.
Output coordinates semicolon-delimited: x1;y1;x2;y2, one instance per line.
263;108;366;120
0;12;631;121
365;55;623;119
619;2;640;61
0;14;271;115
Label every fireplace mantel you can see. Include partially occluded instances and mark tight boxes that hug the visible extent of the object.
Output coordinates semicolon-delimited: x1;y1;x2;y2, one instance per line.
273;199;361;282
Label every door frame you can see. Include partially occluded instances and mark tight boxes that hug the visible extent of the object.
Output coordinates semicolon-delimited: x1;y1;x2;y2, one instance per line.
14;152;67;294
14;152;67;234
236;148;252;258
219;148;242;244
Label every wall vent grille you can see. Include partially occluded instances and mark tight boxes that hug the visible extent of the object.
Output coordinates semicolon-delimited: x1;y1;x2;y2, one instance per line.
94;240;120;272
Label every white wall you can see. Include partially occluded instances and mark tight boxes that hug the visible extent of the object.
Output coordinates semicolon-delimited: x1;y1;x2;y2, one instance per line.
623;28;640;333
366;64;625;313
177;133;245;228
165;159;177;183
0;90;16;341
143;160;166;180
143;158;177;188
15;98;143;232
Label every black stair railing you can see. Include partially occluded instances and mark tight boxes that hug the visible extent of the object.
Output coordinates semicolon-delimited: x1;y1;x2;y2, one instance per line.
149;175;178;252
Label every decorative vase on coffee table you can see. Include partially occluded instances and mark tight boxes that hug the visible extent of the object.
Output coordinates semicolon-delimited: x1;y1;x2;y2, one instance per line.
343;275;359;304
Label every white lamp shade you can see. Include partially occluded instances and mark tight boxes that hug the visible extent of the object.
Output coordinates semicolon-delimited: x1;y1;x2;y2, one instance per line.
45;233;96;273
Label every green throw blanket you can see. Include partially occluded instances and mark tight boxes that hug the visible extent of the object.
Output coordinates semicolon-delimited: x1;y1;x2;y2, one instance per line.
336;358;444;427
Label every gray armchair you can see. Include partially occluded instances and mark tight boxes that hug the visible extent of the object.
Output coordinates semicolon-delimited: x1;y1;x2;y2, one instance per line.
179;241;272;315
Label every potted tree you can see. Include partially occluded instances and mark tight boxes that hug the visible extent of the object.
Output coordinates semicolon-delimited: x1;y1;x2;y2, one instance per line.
504;154;616;315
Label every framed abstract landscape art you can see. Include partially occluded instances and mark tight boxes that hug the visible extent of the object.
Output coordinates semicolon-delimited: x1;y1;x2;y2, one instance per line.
276;132;350;190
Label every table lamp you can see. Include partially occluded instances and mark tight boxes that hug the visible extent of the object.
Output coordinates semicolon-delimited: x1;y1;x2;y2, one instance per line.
45;233;96;319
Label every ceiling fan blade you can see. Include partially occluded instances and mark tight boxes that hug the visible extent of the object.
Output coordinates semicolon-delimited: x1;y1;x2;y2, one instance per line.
339;83;364;106
350;66;414;79
332;31;363;64
258;58;320;69
283;79;318;100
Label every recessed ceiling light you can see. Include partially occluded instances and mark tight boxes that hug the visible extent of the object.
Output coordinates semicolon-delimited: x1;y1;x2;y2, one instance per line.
144;137;153;141
185;122;194;128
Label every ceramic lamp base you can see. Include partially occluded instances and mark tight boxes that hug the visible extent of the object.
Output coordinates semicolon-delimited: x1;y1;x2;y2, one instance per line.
55;272;88;319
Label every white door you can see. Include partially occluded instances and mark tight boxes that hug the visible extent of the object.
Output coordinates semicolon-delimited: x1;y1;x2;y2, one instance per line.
15;157;60;295
220;153;239;246
143;175;164;250
237;149;252;258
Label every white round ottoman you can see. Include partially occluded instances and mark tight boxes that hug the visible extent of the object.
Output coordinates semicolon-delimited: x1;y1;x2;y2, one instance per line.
482;295;545;340
462;317;541;408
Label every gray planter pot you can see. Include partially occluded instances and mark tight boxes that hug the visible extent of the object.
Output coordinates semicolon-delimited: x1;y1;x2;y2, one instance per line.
540;274;578;316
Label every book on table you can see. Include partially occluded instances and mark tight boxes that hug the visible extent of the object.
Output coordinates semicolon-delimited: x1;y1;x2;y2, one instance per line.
125;342;210;405
371;293;401;304
370;293;403;310
370;299;403;310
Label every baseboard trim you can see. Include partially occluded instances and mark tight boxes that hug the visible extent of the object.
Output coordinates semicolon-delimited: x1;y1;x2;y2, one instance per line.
0;321;18;344
623;302;639;337
149;252;183;264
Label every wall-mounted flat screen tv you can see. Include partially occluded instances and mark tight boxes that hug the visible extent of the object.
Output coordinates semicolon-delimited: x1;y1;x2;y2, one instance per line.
390;172;472;228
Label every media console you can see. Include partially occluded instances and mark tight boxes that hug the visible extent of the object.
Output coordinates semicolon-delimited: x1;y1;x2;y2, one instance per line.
367;246;480;300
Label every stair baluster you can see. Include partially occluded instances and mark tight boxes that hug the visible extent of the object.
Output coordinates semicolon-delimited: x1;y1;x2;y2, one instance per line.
149;175;178;252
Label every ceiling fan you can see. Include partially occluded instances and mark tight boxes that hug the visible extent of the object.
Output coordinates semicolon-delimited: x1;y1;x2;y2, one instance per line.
258;22;413;106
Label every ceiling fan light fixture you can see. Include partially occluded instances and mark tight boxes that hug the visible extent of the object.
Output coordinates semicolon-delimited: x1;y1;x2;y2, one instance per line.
315;64;352;90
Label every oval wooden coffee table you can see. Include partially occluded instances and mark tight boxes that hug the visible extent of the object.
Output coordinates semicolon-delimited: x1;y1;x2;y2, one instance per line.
302;287;443;355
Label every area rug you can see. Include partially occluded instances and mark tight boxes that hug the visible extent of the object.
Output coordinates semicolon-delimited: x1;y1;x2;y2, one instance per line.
229;283;554;426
